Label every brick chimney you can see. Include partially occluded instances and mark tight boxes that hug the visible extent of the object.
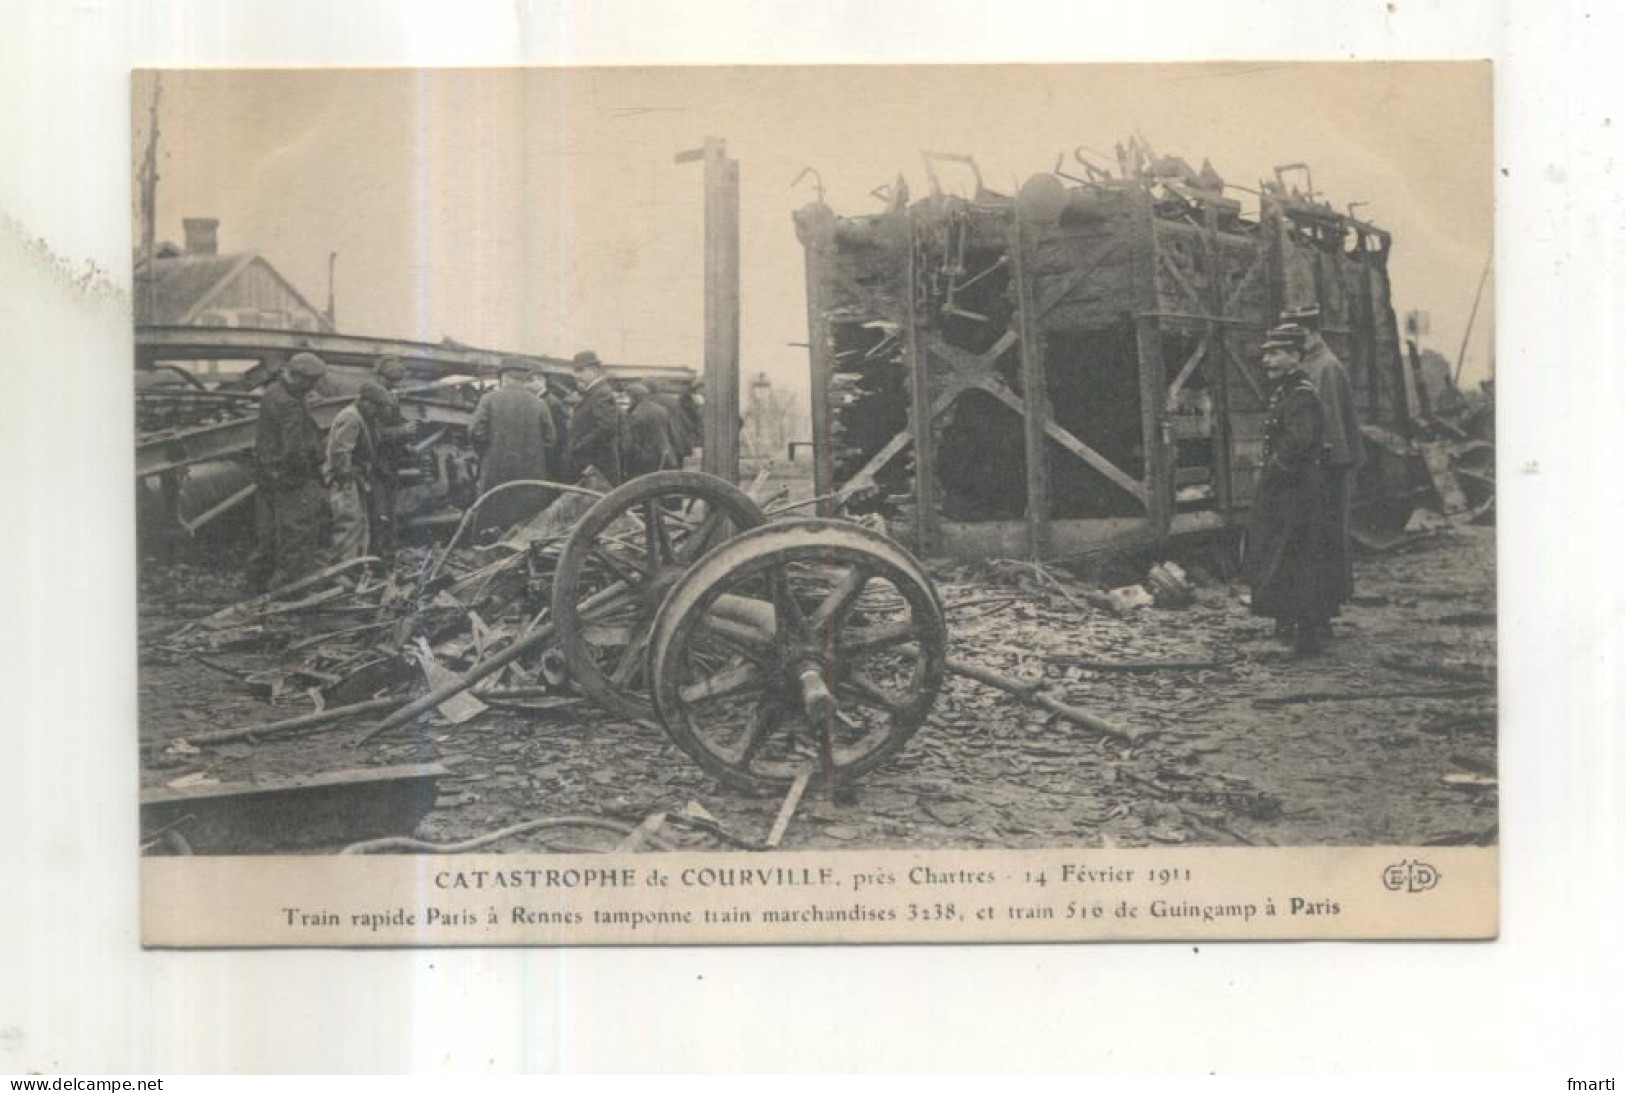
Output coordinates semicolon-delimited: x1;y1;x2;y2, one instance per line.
183;217;220;256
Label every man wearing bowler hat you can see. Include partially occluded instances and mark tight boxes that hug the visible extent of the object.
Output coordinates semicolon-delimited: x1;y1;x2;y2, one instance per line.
567;349;625;486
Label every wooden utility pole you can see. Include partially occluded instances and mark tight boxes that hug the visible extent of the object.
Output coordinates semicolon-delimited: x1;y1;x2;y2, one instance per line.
1008;205;1053;560
1453;249;1493;387
676;137;741;483
137;74;163;322
326;251;338;330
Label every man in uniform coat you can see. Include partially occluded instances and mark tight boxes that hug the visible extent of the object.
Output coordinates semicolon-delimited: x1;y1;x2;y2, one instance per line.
1245;324;1343;657
249;351;329;593
470;359;557;533
1282;304;1363;623
566;349;624;485
623;383;677;479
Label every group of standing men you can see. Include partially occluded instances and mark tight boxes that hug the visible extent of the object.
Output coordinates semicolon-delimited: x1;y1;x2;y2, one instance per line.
247;351;414;592
1245;304;1365;657
250;347;703;593
469;349;703;531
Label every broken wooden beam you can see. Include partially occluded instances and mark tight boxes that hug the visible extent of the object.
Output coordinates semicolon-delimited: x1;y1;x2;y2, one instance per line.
1046;657;1219;674
1377;654;1494;686
765;769;813;849
945;657;1145;744
143;694;405;752
1253;686;1494;708
357;619;562;744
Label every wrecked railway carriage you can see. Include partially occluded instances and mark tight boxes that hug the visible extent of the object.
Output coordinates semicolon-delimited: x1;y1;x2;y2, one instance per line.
135;326;695;549
796;152;1422;559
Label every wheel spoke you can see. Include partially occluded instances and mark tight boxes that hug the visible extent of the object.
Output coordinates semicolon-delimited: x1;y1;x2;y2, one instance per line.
609;626;651;687
675;507;728;565
590;545;645;587
721;697;785;768
809;565;870;632
678;661;764;704
695;614;778;665
638;500;679;566
841;619;919;654
770;567;810;639
641;501;663;569
579;583;637;621
838;671;909;716
580;623;633;645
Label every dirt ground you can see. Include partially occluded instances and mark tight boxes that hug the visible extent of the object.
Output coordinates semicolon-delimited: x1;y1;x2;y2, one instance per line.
138;510;1497;855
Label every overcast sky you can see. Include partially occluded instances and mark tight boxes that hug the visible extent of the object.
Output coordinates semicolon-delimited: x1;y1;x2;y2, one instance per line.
132;63;1493;393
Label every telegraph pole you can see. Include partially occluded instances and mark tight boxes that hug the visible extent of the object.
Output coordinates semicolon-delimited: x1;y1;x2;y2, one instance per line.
676;137;740;483
138;74;163;322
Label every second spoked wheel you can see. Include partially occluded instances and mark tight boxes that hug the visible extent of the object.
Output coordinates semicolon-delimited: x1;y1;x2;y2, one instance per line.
552;471;767;720
648;519;947;795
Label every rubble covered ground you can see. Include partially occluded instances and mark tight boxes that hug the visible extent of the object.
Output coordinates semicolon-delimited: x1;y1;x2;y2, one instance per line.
138;493;1496;854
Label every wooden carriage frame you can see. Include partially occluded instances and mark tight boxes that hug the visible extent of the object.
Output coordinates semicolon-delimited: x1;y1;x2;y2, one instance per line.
797;164;1417;561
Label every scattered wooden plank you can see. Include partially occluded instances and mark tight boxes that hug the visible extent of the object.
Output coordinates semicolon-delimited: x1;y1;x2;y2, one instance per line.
613;811;669;853
142;694;404;751
1049;657;1219;674
765;769;813;849
1254;686;1493;708
409;638;488;724
946;657;1145;744
1378;655;1494;685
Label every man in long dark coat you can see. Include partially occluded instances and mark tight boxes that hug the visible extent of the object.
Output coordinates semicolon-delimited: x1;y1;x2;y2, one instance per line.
1246;324;1344;657
248;351;329;593
567;350;624;485
360;357;417;559
1283;304;1363;621
534;378;571;484
623;383;677;479
470;359;556;532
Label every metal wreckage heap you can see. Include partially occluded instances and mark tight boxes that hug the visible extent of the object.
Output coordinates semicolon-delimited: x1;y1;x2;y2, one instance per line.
794;142;1485;561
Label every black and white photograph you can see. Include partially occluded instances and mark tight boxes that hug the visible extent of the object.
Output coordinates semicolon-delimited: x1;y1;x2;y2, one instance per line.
129;62;1497;944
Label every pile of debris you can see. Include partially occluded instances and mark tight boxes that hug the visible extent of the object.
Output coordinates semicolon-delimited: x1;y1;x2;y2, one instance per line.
143;476;620;755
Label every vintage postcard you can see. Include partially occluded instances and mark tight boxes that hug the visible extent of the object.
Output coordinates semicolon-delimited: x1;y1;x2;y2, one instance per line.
133;62;1496;946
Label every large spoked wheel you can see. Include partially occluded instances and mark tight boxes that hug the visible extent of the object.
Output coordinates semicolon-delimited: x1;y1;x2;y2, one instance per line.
553;471;766;720
648;518;947;795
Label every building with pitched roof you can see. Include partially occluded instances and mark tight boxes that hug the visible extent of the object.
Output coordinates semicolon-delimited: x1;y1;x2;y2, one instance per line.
134;218;332;333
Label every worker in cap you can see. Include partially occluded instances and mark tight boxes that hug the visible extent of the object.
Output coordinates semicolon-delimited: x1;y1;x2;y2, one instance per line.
652;383;697;469
1245;322;1341;657
672;378;705;466
325;384;383;567
287;351;327;380
623;382;677;479
247;352;330;592
1262;322;1306;354
374;355;407;387
1280;302;1362;622
339;358;415;560
567;349;624;485
468;356;557;534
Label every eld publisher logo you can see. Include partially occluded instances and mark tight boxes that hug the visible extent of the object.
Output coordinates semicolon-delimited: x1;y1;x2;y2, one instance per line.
1382;859;1441;893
